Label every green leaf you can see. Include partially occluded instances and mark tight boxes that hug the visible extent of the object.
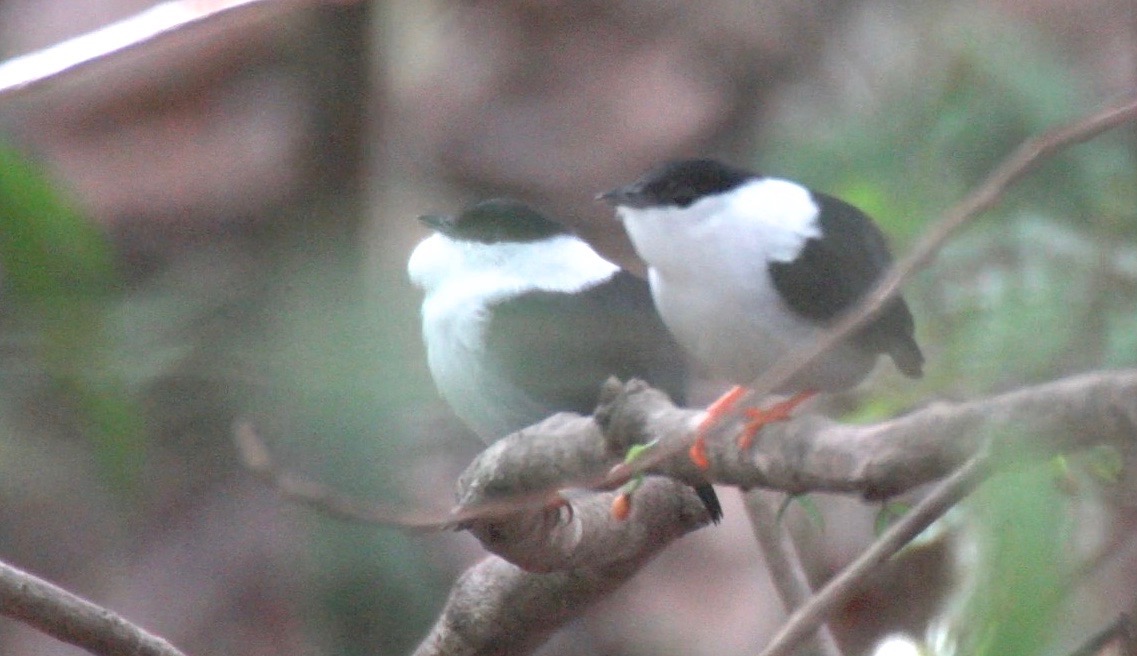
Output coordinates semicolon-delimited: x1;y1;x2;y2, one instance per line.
0;142;144;492
875;501;911;536
777;493;824;531
0;143;113;299
1083;445;1124;484
962;464;1068;656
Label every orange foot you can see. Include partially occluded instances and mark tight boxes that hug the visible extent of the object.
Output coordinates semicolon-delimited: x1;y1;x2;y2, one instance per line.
737;391;817;450
543;492;574;525
691;385;747;469
690;387;816;469
611;492;633;521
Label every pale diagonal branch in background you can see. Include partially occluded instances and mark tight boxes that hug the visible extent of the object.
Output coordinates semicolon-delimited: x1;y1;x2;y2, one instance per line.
0;0;358;102
0;558;188;656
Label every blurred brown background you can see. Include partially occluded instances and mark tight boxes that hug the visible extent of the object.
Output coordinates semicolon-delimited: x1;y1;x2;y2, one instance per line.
0;1;1135;655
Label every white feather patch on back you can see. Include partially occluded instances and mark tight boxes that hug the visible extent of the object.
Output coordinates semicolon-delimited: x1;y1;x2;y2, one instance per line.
727;178;822;262
408;232;619;440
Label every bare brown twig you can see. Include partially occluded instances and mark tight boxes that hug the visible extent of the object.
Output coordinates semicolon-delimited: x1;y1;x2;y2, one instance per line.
740;94;1137;405
744;491;845;656
758;453;992;656
0;558;187;656
234;421;448;528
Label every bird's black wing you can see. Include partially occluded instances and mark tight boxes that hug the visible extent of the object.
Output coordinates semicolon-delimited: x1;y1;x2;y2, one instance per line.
484;272;723;522
767;193;924;377
483;271;689;414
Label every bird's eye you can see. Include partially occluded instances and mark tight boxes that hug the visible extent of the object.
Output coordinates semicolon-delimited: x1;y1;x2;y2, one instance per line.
659;181;697;208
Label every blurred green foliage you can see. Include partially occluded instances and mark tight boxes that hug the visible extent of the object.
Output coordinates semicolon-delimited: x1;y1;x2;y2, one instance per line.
250;233;449;655
956;460;1068;656
0;142;144;491
0;2;1133;654
0;142;446;652
757;5;1137;409
755;6;1135;655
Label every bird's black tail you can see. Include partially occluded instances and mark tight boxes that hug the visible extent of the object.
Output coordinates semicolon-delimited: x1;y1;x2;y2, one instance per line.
695;484;723;524
889;335;925;379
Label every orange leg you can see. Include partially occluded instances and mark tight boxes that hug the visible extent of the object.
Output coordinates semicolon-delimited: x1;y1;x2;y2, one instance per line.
544;492;574;525
690;387;817;469
737;390;817;450
691;385;749;469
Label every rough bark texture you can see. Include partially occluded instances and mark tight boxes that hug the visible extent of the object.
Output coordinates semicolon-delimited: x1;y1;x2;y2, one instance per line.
415;370;1137;656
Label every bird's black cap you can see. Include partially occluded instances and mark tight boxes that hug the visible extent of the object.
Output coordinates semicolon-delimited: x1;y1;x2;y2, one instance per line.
419;198;571;244
598;158;757;209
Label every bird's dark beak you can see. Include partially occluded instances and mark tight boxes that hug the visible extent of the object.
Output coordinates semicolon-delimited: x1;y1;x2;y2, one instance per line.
418;214;450;232
595;187;624;206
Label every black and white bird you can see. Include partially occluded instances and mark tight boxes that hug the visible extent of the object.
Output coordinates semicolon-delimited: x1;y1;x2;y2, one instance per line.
599;159;923;466
407;197;722;521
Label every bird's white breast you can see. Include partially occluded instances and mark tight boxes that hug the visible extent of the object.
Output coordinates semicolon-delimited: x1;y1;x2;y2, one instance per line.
618;178;872;390
408;232;618;441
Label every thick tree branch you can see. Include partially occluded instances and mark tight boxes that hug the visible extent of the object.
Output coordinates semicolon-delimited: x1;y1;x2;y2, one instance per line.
412;478;709;656
449;370;1137;534
426;369;1137;656
452;410;714;571
597;370;1137;499
451;386;718;571
0;558;187;656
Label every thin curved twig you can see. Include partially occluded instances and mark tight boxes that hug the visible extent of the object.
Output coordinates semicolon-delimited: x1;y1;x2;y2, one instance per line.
757;453;992;656
234;421;447;528
744;490;845;656
738;94;1137;404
